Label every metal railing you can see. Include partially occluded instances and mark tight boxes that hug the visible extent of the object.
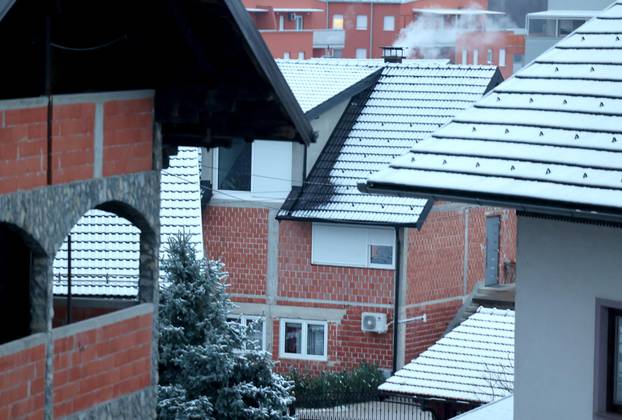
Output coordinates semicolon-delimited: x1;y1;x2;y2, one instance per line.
291;392;435;420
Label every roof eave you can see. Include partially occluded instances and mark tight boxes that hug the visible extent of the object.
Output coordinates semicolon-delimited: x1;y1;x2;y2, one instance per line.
225;0;315;145
362;181;622;225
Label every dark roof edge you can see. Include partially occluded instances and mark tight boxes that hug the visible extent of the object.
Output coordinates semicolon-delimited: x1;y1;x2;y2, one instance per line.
0;0;14;21
361;181;622;225
275;212;422;228
484;67;505;94
224;0;314;145
305;67;384;120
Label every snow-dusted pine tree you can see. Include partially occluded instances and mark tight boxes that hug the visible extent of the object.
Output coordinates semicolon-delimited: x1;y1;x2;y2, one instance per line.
157;234;294;419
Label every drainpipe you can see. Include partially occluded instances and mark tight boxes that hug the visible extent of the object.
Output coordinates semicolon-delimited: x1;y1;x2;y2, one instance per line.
369;2;374;57
392;225;401;374
66;234;72;325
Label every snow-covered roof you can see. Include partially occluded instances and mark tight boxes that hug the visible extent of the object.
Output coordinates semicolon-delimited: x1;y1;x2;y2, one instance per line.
365;1;622;222
53;147;204;297
451;395;513;420
276;59;382;116
527;10;600;19
380;307;514;403
412;8;503;16
279;63;500;227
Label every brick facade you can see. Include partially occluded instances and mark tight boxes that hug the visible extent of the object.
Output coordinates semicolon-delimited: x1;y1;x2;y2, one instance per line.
203;201;517;375
0;340;45;419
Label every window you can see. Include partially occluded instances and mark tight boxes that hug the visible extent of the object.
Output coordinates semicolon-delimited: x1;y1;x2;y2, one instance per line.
283;51;290;59
213;140;293;200
228;315;266;351
473;49;479;65
487;49;493;64
485;216;500;286
513;53;524;73
558;19;584;36
383;15;395;31
279;319;327;360
332;14;344;29
499;48;506;67
607;309;622;413
528;18;556;37
356;15;368;30
217;138;251;191
279;15;284;31
355;48;367;59
295;15;304;31
461;48;468;65
312;223;395;269
297;51;305;60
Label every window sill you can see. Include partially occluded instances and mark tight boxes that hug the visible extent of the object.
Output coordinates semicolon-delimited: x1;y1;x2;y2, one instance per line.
280;353;328;362
311;261;395;271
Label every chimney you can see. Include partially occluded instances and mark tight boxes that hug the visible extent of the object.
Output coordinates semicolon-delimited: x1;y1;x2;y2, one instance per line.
381;46;404;63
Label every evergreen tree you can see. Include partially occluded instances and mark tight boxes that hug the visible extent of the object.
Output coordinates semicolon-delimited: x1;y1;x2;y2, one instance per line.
158;234;294;419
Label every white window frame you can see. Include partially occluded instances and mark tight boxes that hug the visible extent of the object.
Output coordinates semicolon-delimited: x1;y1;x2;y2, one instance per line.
212;140;293;201
297;51;305;60
311;223;396;269
355;48;367;59
279;319;328;361
473;49;479;65
279;15;285;31
356;15;368;30
228;315;267;351
295;15;304;31
487;48;493;64
383;15;395;31
332;14;344;30
461;48;468;64
499;48;506;67
283;51;290;59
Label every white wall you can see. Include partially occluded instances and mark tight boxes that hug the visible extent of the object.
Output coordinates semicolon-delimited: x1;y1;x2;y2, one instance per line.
548;0;611;11
515;216;622;420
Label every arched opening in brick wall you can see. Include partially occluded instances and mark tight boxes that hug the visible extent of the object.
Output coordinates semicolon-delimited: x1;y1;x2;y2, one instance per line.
52;201;158;327
0;223;46;344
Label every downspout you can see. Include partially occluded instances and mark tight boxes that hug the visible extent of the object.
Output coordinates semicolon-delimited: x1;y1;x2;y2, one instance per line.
369;1;374;58
392;225;401;374
66;234;72;324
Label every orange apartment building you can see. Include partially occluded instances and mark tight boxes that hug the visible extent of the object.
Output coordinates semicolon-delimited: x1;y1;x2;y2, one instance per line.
243;0;525;78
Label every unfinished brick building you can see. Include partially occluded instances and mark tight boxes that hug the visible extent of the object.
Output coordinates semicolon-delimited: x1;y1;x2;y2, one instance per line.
0;0;312;418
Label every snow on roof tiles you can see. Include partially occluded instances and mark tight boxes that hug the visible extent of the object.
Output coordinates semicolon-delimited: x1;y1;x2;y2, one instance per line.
279;63;500;226
380;307;514;403
450;395;513;420
365;1;622;221
53;147;203;297
276;59;382;114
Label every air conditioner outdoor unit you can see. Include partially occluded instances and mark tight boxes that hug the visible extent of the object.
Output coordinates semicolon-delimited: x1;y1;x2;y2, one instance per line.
361;312;388;333
288;12;297;21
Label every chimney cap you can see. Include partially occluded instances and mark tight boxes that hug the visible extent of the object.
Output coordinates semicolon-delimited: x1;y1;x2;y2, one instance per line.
381;46;404;63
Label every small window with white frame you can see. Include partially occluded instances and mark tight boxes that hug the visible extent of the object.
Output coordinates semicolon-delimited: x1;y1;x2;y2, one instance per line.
279;319;327;361
356;15;368;30
487;48;493;64
298;51;305;60
499;48;506;67
355;48;367;59
383;15;395;31
228;315;266;351
332;14;344;29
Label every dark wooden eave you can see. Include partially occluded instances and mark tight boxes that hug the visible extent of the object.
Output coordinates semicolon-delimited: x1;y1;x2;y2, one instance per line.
0;0;313;148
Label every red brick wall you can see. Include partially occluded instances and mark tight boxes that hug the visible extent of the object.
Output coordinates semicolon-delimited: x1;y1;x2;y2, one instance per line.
203;206;269;297
103;99;153;177
0;341;45;419
0;95;153;196
53;311;152;418
279;221;394;305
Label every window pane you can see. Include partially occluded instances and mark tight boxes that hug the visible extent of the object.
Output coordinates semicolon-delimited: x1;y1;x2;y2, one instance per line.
333;14;344;30
218;139;251;191
247;319;264;351
383;16;395;31
615;315;622;404
356;15;367;30
284;322;302;354
356;48;367;59
370;245;393;265
528;18;556;37
307;324;325;356
558;19;585;36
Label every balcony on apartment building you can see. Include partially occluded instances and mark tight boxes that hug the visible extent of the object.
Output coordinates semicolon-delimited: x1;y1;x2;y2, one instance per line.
259;28;345;59
524;10;599;62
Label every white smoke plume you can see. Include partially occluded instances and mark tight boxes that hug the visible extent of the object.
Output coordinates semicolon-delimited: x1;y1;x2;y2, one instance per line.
393;3;518;59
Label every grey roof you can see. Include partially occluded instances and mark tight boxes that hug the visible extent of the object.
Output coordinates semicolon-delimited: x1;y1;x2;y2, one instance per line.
365;1;622;222
53;148;203;297
380;307;514;404
278;63;501;227
450;395;513;420
276;59;383;117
